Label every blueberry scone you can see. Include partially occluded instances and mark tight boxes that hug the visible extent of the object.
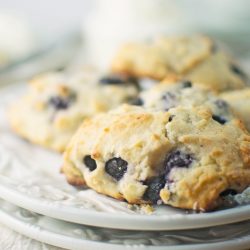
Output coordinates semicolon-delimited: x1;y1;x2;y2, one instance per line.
62;104;250;211
8;71;138;152
112;35;248;92
136;79;234;124
220;88;250;132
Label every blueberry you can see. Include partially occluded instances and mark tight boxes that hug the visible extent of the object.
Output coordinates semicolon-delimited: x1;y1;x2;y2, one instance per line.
99;74;136;85
143;176;165;204
99;76;125;85
230;64;246;79
49;93;76;110
182;81;192;88
105;157;128;181
214;99;229;110
130;97;144;106
212;115;227;125
83;155;97;171
49;96;69;110
220;189;237;196
165;150;193;176
161;92;176;111
168;115;175;122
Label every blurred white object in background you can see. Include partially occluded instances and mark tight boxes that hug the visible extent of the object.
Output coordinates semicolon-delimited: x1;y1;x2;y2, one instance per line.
0;11;36;66
82;0;250;70
82;0;189;69
181;0;250;57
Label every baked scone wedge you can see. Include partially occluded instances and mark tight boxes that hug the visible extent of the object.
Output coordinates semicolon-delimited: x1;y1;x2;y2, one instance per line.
62;104;250;211
8;71;138;152
112;35;248;92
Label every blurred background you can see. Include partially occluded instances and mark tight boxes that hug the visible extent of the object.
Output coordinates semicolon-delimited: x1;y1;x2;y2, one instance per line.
0;0;249;83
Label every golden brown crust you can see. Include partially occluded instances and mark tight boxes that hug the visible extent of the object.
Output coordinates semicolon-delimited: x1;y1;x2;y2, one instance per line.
61;164;85;186
62;105;170;204
62;104;250;211
64;174;85;187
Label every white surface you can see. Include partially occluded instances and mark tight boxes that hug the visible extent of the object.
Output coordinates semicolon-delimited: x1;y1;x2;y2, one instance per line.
83;0;187;69
0;0;92;38
83;0;250;68
1;83;250;231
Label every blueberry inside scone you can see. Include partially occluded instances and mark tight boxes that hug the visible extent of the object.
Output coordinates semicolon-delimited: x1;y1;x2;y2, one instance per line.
137;79;234;124
62;104;250;211
8;71;138;152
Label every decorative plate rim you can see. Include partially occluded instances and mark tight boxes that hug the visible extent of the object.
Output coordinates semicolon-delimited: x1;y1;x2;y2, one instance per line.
1;198;250;250
0;175;250;231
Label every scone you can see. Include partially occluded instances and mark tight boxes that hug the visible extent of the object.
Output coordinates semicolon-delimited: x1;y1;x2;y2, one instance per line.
62;104;250;211
8;71;138;152
137;78;234;124
220;88;250;131
112;35;248;92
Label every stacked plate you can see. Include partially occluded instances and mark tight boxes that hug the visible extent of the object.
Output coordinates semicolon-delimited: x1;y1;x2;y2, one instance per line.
0;83;250;250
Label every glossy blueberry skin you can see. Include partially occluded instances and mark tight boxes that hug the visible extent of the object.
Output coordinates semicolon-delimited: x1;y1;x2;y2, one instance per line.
105;157;128;181
212;114;227;125
143;176;165;204
165;150;193;177
83;155;97;171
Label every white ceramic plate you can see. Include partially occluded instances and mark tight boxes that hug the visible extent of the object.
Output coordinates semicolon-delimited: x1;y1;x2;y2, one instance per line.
1;198;250;250
1;83;250;231
1;172;250;231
